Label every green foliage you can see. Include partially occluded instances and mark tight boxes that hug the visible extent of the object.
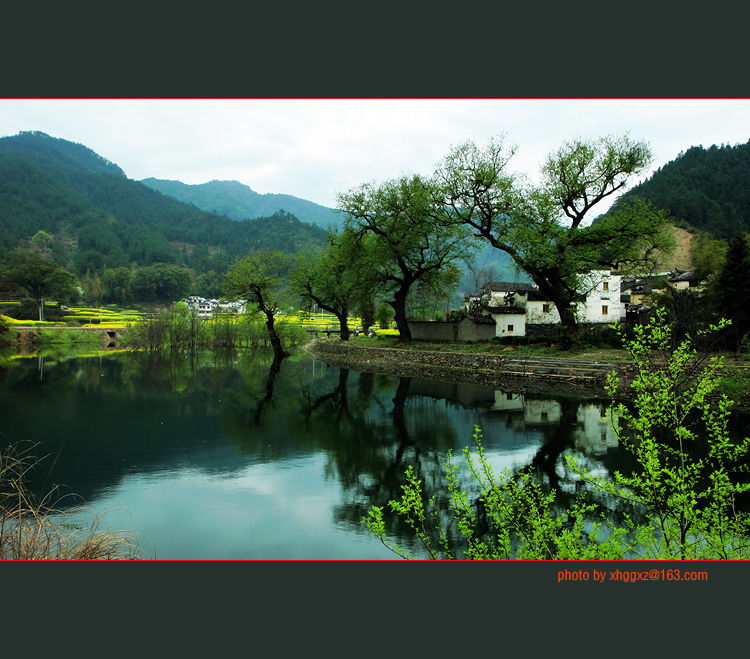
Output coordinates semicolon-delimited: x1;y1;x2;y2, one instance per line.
141;178;342;229
0;132;328;300
0;249;79;320
590;309;750;559
364;426;628;560
375;304;392;329
223;250;294;357
707;232;750;351
364;310;750;559
130;263;192;302
437;134;674;330
337;173;479;342
690;232;727;279
289;228;378;341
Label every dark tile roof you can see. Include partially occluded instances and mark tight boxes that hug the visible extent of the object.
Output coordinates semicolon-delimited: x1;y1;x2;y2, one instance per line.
668;270;700;282
483;282;537;293
484;306;527;315
462;315;496;325
527;289;551;301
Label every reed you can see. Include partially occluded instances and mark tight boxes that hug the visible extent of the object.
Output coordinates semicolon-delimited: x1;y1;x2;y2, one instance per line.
0;442;146;560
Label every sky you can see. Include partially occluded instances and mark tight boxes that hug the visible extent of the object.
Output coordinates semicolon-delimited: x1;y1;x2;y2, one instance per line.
1;98;748;213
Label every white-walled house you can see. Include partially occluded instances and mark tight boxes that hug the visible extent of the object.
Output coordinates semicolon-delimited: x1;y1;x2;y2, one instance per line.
181;296;246;317
469;271;622;337
485;306;527;337
575;270;622;324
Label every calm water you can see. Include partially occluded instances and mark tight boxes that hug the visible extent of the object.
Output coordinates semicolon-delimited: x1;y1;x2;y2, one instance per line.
3;347;738;559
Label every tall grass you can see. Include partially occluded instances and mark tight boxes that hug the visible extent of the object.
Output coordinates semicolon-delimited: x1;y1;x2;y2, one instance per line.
0;442;145;560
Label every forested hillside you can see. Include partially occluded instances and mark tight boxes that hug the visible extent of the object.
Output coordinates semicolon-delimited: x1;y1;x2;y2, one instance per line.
141;178;342;228
609;140;750;240
0;132;328;271
0;131;329;305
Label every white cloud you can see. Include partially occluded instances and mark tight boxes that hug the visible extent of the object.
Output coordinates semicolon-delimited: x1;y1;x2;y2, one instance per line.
2;98;748;210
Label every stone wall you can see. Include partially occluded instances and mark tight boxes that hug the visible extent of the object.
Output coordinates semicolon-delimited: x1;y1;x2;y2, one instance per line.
407;320;496;342
408;321;457;342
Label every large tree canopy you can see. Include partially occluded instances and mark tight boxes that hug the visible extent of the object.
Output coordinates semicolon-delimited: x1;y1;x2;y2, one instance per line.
223;249;293;358
436;134;674;330
337;174;478;342
0;249;78;320
290;228;378;341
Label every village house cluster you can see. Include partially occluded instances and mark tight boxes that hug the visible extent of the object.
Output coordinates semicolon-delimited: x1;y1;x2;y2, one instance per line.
180;296;246;318
462;269;703;338
409;268;702;342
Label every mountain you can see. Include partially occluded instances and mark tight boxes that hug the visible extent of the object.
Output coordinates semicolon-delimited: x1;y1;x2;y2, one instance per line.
608;140;750;240
0;131;329;277
141;178;343;229
0;130;126;177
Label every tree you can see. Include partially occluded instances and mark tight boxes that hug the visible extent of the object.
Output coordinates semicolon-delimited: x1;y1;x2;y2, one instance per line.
589;310;750;559
290;228;378;341
337;174;478;343
437;134;674;332
223;250;293;359
130;263;192;302
101;266;133;305
0;249;78;321
708;231;750;352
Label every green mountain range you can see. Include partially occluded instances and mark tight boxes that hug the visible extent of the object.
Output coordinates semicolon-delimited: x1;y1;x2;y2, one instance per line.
0;131;329;278
141;178;343;229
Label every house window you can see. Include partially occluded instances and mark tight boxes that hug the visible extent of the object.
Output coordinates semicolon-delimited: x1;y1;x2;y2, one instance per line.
542;304;550;313
601;305;608;315
507;324;514;332
603;281;609;292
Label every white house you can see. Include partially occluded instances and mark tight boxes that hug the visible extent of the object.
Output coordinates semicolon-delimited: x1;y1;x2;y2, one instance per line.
469;271;622;337
181;296;247;317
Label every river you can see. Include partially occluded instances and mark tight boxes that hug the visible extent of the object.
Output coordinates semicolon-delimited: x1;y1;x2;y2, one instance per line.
2;346;745;559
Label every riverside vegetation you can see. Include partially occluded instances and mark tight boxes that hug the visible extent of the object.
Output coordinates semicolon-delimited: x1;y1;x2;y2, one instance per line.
364;311;750;559
0;441;145;560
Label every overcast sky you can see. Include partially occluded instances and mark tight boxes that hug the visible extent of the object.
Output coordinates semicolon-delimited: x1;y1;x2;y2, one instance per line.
1;99;748;212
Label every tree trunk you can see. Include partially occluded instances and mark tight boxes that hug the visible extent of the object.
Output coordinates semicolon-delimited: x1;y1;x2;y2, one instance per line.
390;288;412;343
337;312;351;341
264;310;289;358
536;278;579;333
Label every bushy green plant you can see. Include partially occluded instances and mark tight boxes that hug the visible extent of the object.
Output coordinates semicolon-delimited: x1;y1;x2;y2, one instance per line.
364;426;629;559
364;310;750;559
574;310;750;559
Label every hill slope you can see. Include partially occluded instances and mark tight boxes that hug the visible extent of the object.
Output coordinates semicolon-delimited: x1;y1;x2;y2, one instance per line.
141;178;343;229
0;132;328;277
610;140;750;240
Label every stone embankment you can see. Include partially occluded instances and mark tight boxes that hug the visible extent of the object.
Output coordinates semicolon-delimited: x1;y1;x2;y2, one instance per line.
306;339;625;398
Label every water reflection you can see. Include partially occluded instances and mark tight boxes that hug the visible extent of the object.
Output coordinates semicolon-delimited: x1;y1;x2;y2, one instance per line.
0;347;668;559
